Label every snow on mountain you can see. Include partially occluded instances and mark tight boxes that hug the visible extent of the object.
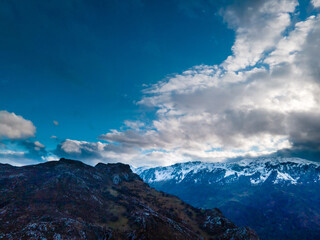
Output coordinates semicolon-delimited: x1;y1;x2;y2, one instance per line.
136;157;320;185
136;157;320;240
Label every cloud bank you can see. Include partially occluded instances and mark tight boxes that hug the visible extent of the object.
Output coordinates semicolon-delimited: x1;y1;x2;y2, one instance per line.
8;0;319;167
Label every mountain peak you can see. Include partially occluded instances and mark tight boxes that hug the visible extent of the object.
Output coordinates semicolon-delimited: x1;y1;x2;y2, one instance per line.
137;157;320;239
137;157;320;185
95;162;132;173
0;159;258;239
59;157;86;166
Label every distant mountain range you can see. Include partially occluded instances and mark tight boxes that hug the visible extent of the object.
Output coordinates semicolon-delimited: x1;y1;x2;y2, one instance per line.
136;157;320;240
0;158;258;240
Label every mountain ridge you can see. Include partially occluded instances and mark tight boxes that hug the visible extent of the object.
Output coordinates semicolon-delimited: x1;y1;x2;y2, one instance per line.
137;157;320;240
0;158;258;240
136;157;320;185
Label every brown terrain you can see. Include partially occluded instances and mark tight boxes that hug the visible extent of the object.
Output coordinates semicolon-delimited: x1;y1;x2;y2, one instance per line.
0;158;259;239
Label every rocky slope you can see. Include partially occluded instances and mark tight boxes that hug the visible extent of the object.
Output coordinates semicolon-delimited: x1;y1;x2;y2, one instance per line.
0;158;258;240
137;157;320;240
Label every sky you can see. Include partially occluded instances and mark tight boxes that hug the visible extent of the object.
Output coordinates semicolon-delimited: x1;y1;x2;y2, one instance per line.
0;0;320;167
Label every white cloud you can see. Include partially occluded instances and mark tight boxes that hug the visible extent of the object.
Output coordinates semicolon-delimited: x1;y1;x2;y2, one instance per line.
265;16;316;66
222;0;298;71
41;153;59;162
58;0;320;167
61;139;83;154
0;150;41;166
34;141;45;150
124;120;145;130
312;0;320;8
0;110;36;139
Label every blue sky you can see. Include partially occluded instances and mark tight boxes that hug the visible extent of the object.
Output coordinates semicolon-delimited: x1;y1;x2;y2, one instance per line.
1;0;320;166
0;0;232;145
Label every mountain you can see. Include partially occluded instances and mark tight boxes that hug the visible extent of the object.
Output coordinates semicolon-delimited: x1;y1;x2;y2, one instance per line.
137;157;320;240
0;158;258;240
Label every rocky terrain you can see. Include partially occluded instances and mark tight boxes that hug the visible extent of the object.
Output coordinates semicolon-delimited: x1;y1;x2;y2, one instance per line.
137;157;320;240
0;158;258;240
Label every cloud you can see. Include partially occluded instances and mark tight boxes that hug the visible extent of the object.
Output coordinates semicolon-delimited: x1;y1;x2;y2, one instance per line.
0;139;51;165
54;139;190;167
287;112;320;151
0;150;38;166
19;140;46;157
55;0;320;166
312;0;320;8
0;110;36;139
222;0;298;71
53;120;59;126
55;139;111;164
0;146;58;166
0;111;54;165
55;139;143;166
123;120;145;130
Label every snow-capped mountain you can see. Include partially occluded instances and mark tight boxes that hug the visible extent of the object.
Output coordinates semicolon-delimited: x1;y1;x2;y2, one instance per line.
136;157;320;186
136;157;320;240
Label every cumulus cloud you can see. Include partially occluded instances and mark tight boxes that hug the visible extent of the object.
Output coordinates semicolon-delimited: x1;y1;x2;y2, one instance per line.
222;0;298;71
312;0;320;8
57;0;320;166
0;111;36;139
0;111;56;165
55;139;111;163
55;139;201;167
55;139;144;166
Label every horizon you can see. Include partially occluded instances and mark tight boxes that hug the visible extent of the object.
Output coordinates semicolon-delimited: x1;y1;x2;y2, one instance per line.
1;0;320;167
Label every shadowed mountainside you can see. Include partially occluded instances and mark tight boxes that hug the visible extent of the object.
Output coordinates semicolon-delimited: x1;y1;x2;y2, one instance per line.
0;158;258;240
137;158;320;240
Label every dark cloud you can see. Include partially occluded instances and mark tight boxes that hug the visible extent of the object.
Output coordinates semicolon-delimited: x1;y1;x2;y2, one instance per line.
263;112;320;162
288;112;320;150
18;140;47;160
217;109;287;137
297;18;320;81
275;148;320;162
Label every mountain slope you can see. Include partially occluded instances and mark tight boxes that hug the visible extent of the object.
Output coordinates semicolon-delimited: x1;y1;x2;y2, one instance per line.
137;157;320;240
0;158;258;240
